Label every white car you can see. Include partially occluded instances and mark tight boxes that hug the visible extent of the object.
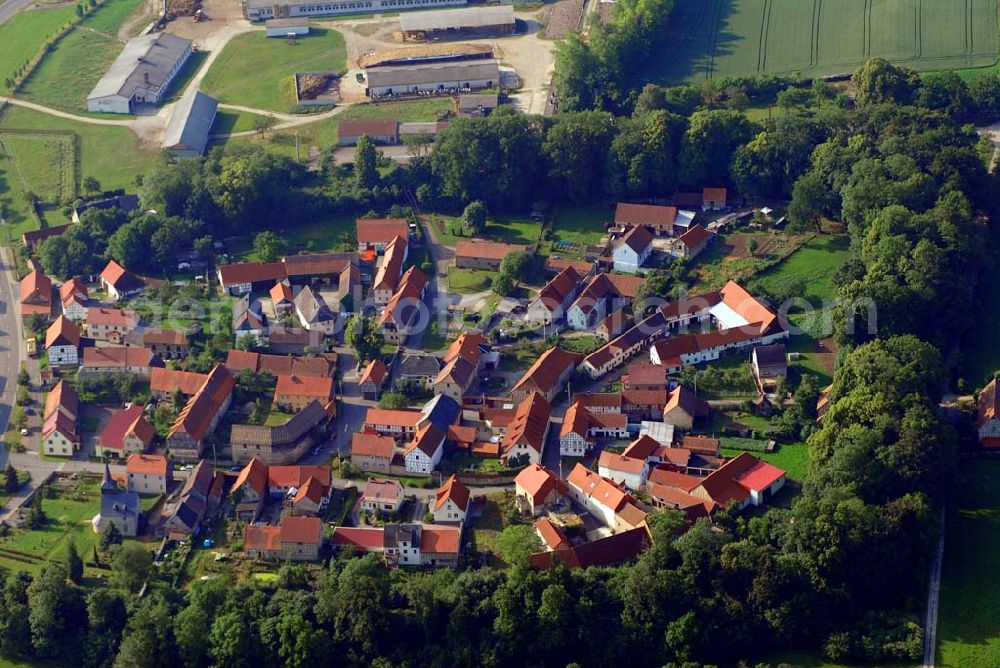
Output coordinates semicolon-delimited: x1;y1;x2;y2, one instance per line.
177;262;191;270
19;428;28;436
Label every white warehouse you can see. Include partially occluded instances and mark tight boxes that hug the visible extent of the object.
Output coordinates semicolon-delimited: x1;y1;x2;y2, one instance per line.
86;33;193;114
243;0;464;20
365;58;501;97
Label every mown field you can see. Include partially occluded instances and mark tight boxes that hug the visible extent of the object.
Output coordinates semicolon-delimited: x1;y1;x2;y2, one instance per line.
79;0;146;35
0;4;78;93
20;28;122;112
201;28;347;113
649;0;999;84
749;233;851;302
936;461;1000;667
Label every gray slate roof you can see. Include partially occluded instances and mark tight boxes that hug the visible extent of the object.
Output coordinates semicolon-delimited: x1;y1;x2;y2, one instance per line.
100;490;139;522
399;5;514;32
366;59;499;89
399;354;441;378
163;90;219;156
89;32;192;101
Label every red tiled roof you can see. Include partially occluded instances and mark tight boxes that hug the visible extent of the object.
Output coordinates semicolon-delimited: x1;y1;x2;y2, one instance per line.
443;332;487;366
339;119;398;138
280;516;323;544
45;316;80;348
664;386;710;419
703;187;727;203
501;392;551;458
623;361;665;387
352;432;396;458
99;405;154;451
363;477;403;504
420;526;460;554
619;225;654;254
356;218;409;245
233;458;268;497
150;367;208;395
510;347;581;396
677;224;715;249
530;526;650;569
736;458;786;492
19;270;52;313
268;465;331;490
44;380;79;421
681;435;720;456
514;464;567;505
270;281;293;305
534;518;570;551
560;401;592;439
622;435;660;460
217;261;286;287
59;278;87;301
141;328;186;345
365;408;422;428
694;452;773;509
720;280;779;334
275;374;334;401
434;475;470;512
126;453;169;477
331;527;385;550
82;346;157;369
978;378;999;427
567;463;629;513
598;450;646;474
533;266;581;312
615;203;678;227
373;236;407;292
169;364;234;442
294;477;326;506
359;359;389;388
454;239;528;261
545;257;593;275
86;307;137;328
244;524;281;551
648;467;702;491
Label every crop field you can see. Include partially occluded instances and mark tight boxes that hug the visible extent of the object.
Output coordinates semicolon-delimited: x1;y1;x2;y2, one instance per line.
649;0;999;84
0;5;77;93
201;28;347;113
20;28;123;112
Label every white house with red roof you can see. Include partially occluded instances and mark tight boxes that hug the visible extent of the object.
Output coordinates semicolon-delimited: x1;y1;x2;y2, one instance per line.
691;452;786;511
126;453;172;495
612;225;654;273
597;450;649;491
97;404;155;458
514;464;568;516
100;260;146;300
361;477;404;514
432;475;470;524
45;316;81;367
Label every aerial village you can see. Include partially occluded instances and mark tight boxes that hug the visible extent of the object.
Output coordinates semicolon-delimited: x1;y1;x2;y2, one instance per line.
7;188;824;574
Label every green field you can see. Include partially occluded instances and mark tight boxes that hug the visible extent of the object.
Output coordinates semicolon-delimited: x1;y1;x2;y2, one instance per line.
431;213;542;249
0;5;78;93
20;28;123;112
544;205;611;258
79;0;146;35
0;480;103;568
0;105;154;235
201;28;347;113
448;267;496;294
721;441;810;482
649;0;999;84
213;98;454;157
0;130;77;237
937;461;1000;667
750;234;851;302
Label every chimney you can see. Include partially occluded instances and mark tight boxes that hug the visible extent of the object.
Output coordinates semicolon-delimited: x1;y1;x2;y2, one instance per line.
144;71;150;86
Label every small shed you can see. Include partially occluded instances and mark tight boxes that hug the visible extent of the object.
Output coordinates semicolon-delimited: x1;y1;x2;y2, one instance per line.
458;92;498;117
265;17;310;37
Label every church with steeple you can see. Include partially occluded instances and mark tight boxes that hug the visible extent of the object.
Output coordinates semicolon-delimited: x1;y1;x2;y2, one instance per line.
91;462;141;537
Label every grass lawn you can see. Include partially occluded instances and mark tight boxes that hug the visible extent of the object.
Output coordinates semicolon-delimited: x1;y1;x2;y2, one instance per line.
447;268;495;294
749;234;851;302
264;410;293;427
0;479;102;564
0;130;76;233
692;231;812;291
721;442;810;483
937;461;1000;667
544;205;612;258
557;334;603;355
469;494;506;567
647;0;997;84
212;98;454;159
201;28;347;113
0;4;78;94
79;0;146;35
0;105;154;220
20;28;123;112
431;213;542;249
236;214;356;260
210;110;267;136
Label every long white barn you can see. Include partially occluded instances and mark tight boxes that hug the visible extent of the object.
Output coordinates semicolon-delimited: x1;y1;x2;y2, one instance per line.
87;33;193;114
242;0;464;20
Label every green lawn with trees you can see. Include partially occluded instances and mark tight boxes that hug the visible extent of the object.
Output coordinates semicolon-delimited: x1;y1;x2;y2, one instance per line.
0;4;77;93
749;233;851;302
201;28;347;113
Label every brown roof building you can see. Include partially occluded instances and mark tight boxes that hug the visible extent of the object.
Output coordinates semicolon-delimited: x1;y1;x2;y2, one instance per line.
454;239;529;271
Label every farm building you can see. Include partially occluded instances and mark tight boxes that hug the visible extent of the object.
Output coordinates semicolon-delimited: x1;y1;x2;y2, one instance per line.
399;6;515;41
243;0;465;20
87;33;193;114
162;91;218;158
454;240;528;271
338;119;399;146
458;92;498;116
365;59;500;97
265;17;310;36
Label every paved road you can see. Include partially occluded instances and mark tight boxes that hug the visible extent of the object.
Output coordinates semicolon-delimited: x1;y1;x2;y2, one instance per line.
922;508;947;668
0;0;33;26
